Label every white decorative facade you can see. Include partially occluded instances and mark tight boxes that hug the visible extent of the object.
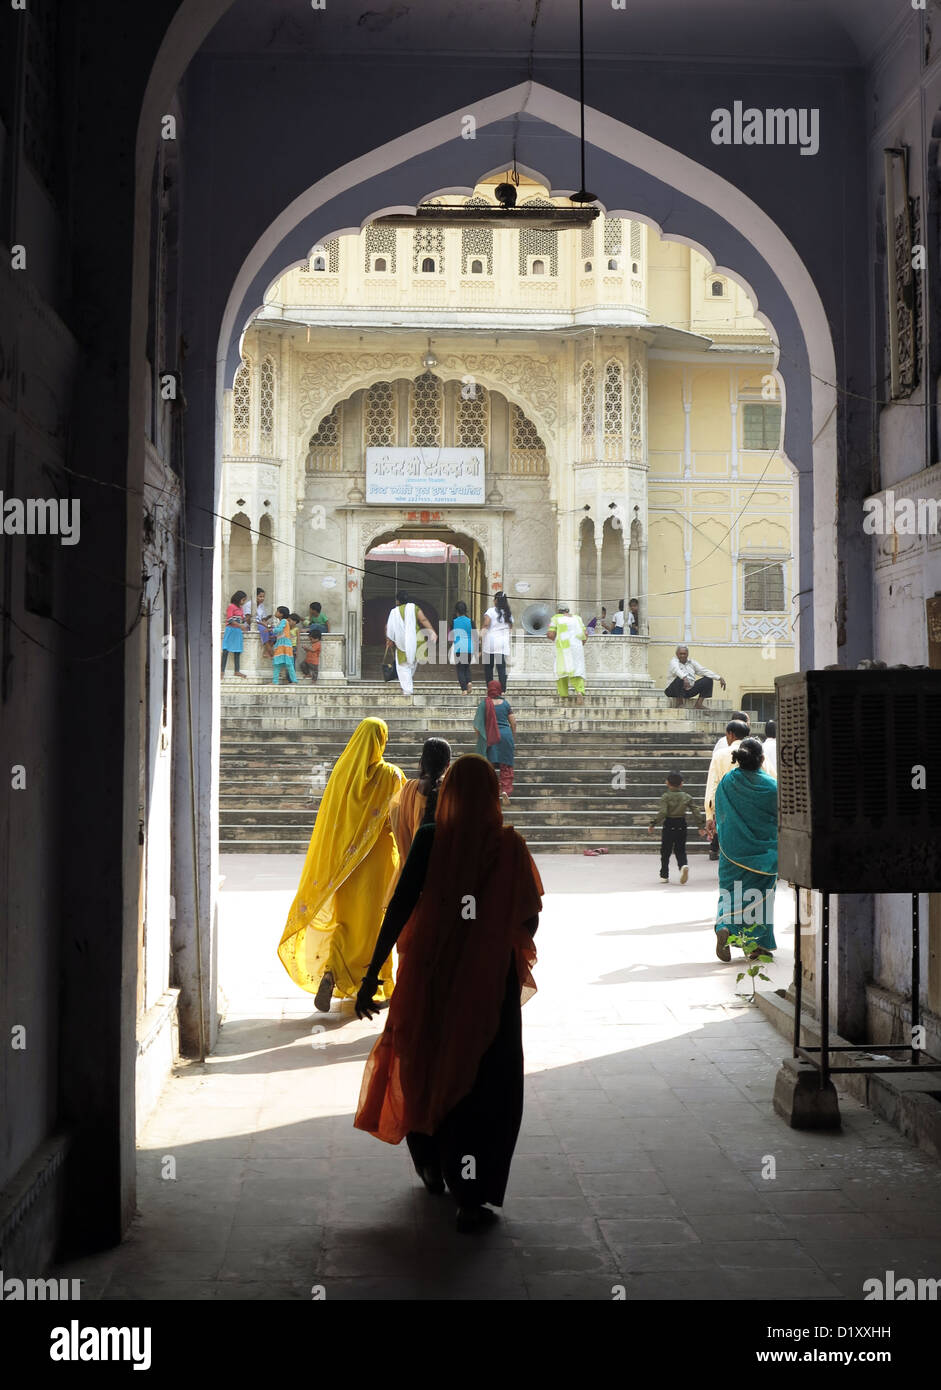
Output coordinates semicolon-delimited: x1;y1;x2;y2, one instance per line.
221;177;796;702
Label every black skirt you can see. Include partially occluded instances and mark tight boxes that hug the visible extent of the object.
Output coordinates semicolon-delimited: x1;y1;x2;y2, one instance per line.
406;957;523;1208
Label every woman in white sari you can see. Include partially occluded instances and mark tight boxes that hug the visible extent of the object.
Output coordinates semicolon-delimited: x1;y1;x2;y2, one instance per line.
547;604;587;704
384;589;435;695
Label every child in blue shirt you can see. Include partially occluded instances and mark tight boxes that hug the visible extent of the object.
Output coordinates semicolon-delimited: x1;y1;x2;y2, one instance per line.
449;601;474;694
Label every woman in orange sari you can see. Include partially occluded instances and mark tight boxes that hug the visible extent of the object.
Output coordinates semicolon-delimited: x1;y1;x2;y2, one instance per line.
387;737;451;891
278;718;404;1012
355;755;542;1233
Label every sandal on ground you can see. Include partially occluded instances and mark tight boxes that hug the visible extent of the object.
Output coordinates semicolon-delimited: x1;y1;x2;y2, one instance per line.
747;948;773;961
456;1205;499;1234
418;1165;445;1195
715;928;731;962
314;970;335;1012
583;849;601;857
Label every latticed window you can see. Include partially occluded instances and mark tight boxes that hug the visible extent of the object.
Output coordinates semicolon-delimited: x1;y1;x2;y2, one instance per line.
457;385;489;447
413;227;444;274
581;362;596;443
510;404;547;474
260;357;275;441
365;225;396;273
603;359;623;453
743;403;781;449
324;238;340;273
410;373;443;446
603;217;622;256
629;362;643;456
309;404;340;447
233;360;251;444
518;200;558;276
307;403;342;473
512;404;544;451
364;381;397;446
630;221;642;262
743;561;786;612
580;223;595;260
462;201;493;274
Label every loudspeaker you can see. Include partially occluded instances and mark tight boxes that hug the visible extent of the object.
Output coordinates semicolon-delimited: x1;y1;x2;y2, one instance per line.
521;602;552;635
776;670;941;891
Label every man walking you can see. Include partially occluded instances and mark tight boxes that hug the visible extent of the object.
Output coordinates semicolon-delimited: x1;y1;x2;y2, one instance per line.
385;589;436;696
665;645;726;708
704;718;749;858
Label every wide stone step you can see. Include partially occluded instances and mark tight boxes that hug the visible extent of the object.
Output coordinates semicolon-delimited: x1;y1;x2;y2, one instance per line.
218;694;735;851
218;828;715;850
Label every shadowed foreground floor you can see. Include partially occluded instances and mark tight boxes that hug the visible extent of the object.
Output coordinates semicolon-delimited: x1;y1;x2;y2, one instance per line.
53;854;941;1300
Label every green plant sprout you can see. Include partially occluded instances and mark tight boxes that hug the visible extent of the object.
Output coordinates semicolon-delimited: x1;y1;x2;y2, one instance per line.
728;920;773;1002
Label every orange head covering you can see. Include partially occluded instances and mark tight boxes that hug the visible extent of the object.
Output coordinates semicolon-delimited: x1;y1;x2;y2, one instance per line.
355;754;542;1143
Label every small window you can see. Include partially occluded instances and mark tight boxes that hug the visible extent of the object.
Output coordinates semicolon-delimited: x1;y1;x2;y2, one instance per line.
373;257;387;272
632;261;639;275
470;259;483;274
741;691;777;725
607;258;619;271
421;257;436;273
531;259;545;275
743;561;785;612
312;256;326;272
711;279;725;297
742;403;782;450
584;261;592;272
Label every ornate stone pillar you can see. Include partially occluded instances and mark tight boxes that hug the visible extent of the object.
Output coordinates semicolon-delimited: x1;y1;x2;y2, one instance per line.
684;525;693;643
345;508;360;678
595;535;604;614
730;520;740;645
729;370;740;481
682;369;693;481
221;518;231;614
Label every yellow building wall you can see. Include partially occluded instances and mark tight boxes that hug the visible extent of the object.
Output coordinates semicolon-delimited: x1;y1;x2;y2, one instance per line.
647;356;796;709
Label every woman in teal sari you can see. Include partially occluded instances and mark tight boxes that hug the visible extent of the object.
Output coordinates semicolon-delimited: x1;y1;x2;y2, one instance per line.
473;679;516;802
713;737;778;962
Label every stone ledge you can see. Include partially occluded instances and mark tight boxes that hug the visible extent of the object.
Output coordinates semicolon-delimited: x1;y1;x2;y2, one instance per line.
0;1132;72;1276
136;989;180;1136
756;989;941;1162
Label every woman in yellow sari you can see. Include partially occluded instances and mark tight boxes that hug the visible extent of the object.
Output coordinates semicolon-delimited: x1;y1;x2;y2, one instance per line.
278;718;404;1012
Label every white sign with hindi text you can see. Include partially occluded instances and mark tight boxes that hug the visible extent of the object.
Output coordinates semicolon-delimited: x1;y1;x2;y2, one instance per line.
365;448;485;505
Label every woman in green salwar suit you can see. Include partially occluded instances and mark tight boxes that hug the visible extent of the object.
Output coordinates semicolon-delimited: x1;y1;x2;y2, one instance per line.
713;736;778;961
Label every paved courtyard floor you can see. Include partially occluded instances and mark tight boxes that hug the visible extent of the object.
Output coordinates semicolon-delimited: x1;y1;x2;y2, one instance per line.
55;853;941;1300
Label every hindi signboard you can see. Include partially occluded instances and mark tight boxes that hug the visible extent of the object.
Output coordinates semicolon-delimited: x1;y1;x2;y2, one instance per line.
365;448;485;506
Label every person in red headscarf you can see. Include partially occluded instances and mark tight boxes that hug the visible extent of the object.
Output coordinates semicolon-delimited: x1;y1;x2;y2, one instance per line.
354;755;542;1234
472;678;516;803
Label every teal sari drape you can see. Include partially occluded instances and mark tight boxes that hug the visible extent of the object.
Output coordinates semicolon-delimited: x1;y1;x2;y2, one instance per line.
714;767;778;951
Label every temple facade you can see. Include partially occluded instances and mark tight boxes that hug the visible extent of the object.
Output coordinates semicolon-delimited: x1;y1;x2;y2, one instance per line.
221;177;795;706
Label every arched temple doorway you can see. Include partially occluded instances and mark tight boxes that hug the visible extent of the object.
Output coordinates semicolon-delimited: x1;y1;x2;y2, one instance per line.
360;528;486;680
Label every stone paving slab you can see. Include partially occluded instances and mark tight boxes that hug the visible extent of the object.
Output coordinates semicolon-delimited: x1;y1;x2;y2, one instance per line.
50;853;941;1301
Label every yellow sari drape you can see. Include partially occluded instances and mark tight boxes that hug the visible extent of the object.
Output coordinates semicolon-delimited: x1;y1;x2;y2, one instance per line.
278;718;405;1000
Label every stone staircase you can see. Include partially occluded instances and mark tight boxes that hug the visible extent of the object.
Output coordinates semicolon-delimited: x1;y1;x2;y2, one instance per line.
220;677;741;854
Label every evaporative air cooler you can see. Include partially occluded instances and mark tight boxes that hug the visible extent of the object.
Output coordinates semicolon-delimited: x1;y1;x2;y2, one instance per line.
776;670;941;892
773;670;941;1124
